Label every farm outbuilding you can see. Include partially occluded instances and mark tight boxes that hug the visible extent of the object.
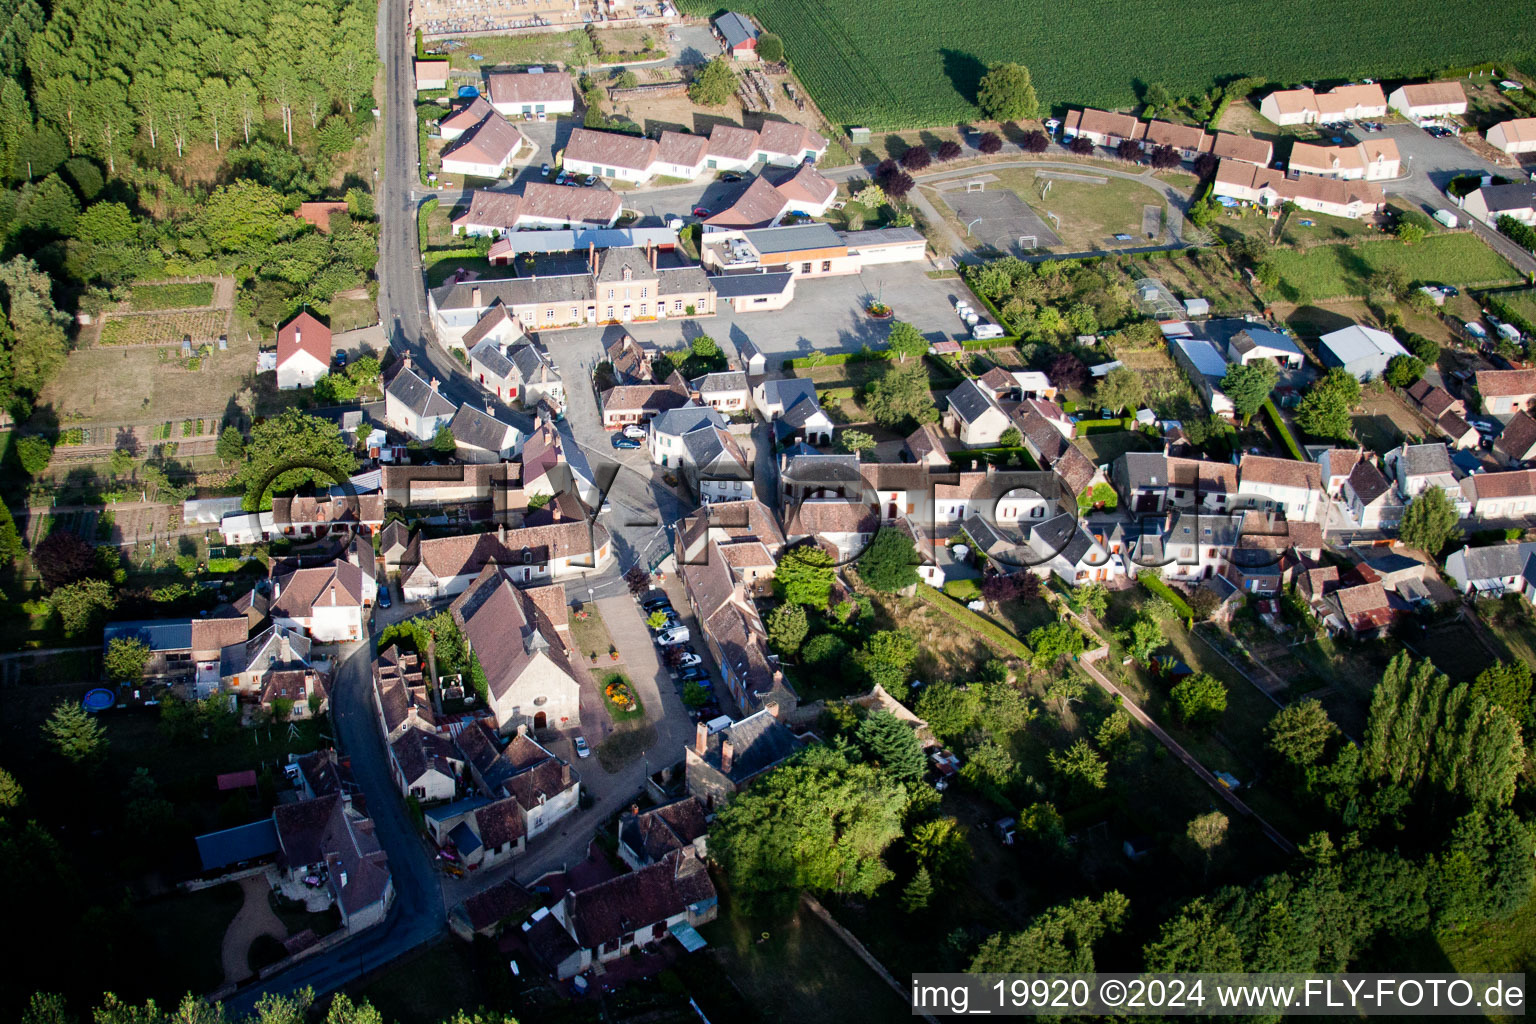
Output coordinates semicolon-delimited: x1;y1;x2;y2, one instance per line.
714;12;759;59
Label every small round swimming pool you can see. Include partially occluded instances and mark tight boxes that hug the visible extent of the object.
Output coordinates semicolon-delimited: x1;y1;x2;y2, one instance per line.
82;688;114;712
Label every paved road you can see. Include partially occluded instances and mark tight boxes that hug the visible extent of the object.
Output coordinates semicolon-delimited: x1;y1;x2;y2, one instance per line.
225;643;447;1014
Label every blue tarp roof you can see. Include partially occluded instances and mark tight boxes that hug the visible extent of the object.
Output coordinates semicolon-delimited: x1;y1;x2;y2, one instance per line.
448;820;483;855
196;819;279;871
670;921;708;952
103;619;193;653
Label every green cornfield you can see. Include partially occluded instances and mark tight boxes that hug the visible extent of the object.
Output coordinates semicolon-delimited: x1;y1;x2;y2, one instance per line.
677;0;1536;129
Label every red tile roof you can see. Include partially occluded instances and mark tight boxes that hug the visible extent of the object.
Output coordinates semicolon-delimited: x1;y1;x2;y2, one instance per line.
277;311;331;369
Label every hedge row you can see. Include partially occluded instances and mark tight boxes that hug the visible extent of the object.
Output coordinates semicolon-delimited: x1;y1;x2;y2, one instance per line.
962;337;1019;351
1485;292;1536;339
917;584;1032;660
781;349;892;369
1075;417;1136;435
1137;574;1193;618
1498;215;1536;255
1262;397;1306;461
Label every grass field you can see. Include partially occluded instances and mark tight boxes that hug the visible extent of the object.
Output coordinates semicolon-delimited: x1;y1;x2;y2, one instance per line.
1268;233;1522;302
677;0;1536;129
990;169;1167;251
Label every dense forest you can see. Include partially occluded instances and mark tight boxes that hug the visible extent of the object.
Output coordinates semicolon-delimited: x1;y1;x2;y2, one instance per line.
0;0;380;418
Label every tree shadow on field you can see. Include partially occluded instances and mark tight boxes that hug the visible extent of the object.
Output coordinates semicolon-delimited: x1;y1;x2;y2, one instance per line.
940;49;987;107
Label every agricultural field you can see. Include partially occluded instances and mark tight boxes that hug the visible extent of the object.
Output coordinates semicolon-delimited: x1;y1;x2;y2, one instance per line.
1267;232;1522;302
98;311;228;346
127;282;216;311
677;0;1536;129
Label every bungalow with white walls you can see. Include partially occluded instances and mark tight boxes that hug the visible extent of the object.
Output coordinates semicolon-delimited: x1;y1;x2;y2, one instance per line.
486;69;575;118
1387;81;1467;120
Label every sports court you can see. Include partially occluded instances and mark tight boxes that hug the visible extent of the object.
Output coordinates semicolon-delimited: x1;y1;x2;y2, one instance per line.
936;180;1062;254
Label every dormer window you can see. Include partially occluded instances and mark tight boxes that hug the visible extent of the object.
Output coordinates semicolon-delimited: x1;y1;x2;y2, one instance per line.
523;547;534;564
622;266;633;281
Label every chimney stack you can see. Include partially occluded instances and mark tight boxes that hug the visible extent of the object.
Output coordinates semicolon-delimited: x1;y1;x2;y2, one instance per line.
552;501;562;521
651;243;658;271
402;352;412;370
430;378;439;392
517;722;528;737
765;697;780;719
694;720;708;755
720;738;734;774
498;523;507;543
471;286;482;307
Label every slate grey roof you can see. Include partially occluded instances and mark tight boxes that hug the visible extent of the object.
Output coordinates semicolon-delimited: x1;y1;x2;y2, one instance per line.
692;370;748;394
947;378;1002;424
1475;183;1536;215
779;395;830;429
714;11;758;48
704;708;797;782
1446;541;1536;588
651;403;727;439
1120;452;1169;490
711;271;794;298
509;342;556;383
387;366;459;419
469;337;515;379
742;223;843;255
683;427;751;479
782;452;862;485
760;377;817;409
451;405;519;453
1399;442;1455;477
220;623;312;678
431;275;593;311
657;264;711;295
839;226;925;248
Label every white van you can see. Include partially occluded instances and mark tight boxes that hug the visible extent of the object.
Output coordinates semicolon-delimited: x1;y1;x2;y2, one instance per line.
1433;209;1458;228
656;626;691;646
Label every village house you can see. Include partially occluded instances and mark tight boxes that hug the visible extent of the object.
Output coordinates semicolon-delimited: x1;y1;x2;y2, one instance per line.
1467;469;1536;519
1168;335;1236;416
752;377;833;445
530;845;717;980
648;403;728;467
469;333;527;402
399;516;611;599
1383;442;1465;511
1210;132;1273;167
1223;511;1323;594
276;311;331;390
388;726;462;804
372;644;436;744
600;377;691;428
415;59;450;91
1405;378;1464;420
103;613;250;692
943;378;1012;447
684;711;799;809
453;185;622;235
427;722;580;866
1332;578;1396;637
674;499;786;578
705;163;838;229
1487;118;1536;156
682;426;754;503
1339;457;1399;530
1476;369;1536;415
1463;183;1536;229
270;494;386;539
220;623;314;698
689;370;750;414
559;127;670;184
451;566;585;733
440;111;527;178
270;556;371;642
904;421;951;468
428;244;716;340
617;797;709;871
606;334;656;385
380;462;525;524
1258;83;1389;126
1112;452;1240;517
486;69;575;118
1446;540;1536;594
1436;409;1480;451
385;360;458;441
1225;326;1304;369
1387;81;1468;120
438;95;496;141
451;404;524;463
1213;160;1387;219
1132;511;1243;583
273;793;394;932
1237;454;1325;522
1062;107;1142;147
1318;448;1362;498
1495;411;1536;466
1287;138;1401;181
783;499;880;562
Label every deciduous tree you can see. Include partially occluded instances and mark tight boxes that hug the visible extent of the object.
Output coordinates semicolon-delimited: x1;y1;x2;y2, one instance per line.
885;319;927;362
687;58;738;106
976;63;1040;122
970;892;1129;972
855;629;920;698
104;636;150;682
978;132;1003;154
1095;365;1145;414
1171;672;1227;728
1220;360;1279;423
1398;485;1458;556
864;361;938;430
766;601;808;656
776;544;836;607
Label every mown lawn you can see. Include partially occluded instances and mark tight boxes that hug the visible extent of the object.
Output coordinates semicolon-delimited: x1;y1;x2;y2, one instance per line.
1269;233;1521;302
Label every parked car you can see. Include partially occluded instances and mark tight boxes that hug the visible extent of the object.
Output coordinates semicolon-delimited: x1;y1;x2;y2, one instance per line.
573;736;590;758
583;175;597;187
333;350;348;368
377;588;392;609
692;206;710;217
554;170;567;185
622;424;646;439
656;627;690;646
540;162;551;177
611;434;642;450
678;667;710;684
722;172;743;182
672;652;703;669
649;613;683;633
640;595;672;612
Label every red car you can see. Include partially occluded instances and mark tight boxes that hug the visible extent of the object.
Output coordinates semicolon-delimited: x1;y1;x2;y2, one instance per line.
692;206;710;217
